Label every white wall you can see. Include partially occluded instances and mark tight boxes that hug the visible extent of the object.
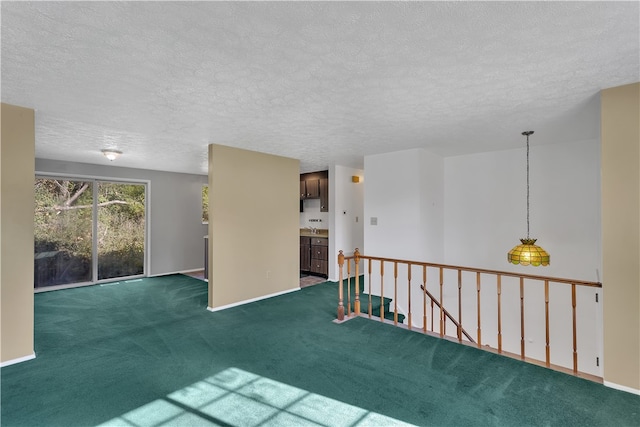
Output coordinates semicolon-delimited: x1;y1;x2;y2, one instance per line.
328;165;364;281
419;149;445;264
442;139;602;375
358;140;602;376
444;139;601;282
364;148;445;262
299;199;329;229
35;159;208;277
363;148;444;304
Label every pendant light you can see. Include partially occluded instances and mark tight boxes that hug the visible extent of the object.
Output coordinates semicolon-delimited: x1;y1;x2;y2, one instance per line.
507;131;550;267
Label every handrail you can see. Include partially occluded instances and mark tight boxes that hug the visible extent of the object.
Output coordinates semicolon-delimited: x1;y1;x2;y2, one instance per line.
336;248;603;380
420;284;475;343
341;252;601;288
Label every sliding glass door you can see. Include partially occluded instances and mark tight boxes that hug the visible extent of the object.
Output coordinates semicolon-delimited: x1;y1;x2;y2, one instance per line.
34;177;147;289
34;179;93;287
97;182;145;280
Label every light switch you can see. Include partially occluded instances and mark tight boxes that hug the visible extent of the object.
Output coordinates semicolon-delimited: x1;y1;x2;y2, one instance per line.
370;217;378;225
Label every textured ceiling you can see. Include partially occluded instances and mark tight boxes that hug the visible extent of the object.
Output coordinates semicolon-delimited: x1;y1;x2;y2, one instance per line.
2;1;638;175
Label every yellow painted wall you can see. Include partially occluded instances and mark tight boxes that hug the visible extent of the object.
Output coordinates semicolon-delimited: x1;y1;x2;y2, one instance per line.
601;82;640;391
208;144;299;309
1;103;35;364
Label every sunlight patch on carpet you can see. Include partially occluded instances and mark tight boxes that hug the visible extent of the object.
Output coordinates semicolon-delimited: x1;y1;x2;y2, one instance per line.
97;367;415;427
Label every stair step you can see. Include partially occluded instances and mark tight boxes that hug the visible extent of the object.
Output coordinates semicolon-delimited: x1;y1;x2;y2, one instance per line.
339;278;406;323
364;307;406;324
344;292;406;323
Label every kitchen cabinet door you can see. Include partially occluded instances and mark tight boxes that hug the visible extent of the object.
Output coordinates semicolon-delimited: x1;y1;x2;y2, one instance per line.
310;237;328;276
300;236;311;272
305;178;320;198
319;178;329;212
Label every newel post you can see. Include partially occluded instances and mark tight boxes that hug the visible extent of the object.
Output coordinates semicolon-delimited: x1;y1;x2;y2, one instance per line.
337;250;345;321
354;248;361;314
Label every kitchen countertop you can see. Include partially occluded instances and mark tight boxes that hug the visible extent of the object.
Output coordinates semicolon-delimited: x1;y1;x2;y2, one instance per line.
300;229;328;238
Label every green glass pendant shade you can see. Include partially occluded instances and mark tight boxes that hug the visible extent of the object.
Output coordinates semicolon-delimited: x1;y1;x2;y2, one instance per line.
507;131;550;267
508;238;550;266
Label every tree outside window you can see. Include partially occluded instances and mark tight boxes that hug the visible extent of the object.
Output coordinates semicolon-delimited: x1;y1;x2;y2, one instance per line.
202;185;209;223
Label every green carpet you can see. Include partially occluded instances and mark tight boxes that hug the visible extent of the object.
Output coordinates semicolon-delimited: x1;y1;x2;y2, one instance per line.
1;275;638;426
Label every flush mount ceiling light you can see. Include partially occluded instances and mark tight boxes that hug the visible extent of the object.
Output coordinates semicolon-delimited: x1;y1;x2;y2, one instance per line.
101;149;122;161
507;131;550;267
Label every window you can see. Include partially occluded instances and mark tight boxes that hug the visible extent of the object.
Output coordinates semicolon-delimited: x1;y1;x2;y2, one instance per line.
202;184;209;223
34;177;147;289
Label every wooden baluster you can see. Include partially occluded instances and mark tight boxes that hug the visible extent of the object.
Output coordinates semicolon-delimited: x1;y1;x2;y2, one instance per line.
457;269;462;342
393;262;398;325
407;263;412;330
572;283;578;373
439;267;444;337
337;250;344;321
497;274;502;353
545;280;550;367
520;277;525;360
347;257;352;317
354;248;361;315
431;299;435;332
476;272;482;348
422;266;427;332
338;250;602;377
380;261;385;322
368;259;372;318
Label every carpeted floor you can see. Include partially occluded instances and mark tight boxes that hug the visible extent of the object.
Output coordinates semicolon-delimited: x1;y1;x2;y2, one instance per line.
186;269;327;288
1;274;638;426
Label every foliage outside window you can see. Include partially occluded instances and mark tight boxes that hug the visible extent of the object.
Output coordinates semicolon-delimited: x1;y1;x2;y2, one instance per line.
202;185;209;223
96;182;145;280
34;178;146;287
34;179;93;286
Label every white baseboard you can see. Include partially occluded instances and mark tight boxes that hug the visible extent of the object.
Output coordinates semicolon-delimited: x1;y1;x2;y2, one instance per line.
1;353;36;368
148;269;203;277
603;380;640;395
207;287;299;313
178;268;205;274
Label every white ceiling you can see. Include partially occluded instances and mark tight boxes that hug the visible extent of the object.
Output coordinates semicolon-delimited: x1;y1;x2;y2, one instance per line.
2;1;638;175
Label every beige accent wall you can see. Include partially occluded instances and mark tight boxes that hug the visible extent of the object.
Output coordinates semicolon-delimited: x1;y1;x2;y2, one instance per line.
601;82;640;391
1;103;35;363
208;144;299;309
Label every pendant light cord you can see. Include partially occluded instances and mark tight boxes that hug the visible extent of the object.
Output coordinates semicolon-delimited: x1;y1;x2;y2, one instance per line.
521;131;534;240
526;132;530;239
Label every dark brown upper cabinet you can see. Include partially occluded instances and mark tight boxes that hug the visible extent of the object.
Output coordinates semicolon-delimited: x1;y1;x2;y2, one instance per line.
319;178;329;212
304;178;320;199
300;171;328;203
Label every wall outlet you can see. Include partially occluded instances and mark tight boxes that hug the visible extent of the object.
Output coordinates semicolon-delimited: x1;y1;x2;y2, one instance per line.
370;217;378;225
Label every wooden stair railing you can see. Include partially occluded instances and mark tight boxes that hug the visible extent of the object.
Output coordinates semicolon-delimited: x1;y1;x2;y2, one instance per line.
336;248;603;379
420;284;475;343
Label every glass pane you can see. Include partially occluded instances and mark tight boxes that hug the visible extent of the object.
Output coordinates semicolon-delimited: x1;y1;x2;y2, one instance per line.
97;182;145;280
202;185;209;223
34;178;93;288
